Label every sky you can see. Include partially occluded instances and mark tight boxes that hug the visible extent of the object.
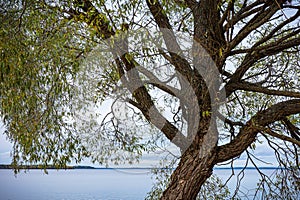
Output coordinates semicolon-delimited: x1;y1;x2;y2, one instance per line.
0;120;279;168
0;125;13;164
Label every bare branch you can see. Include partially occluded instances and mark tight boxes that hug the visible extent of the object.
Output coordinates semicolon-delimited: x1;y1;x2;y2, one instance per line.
282;117;300;141
226;36;300;95
224;1;264;29
262;128;300;146
253;9;300;48
228;5;279;51
136;65;181;97
216;111;244;127
258;37;300;57
230;27;300;55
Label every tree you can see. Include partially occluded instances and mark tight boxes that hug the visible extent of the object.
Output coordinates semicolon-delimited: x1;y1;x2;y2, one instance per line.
1;0;300;199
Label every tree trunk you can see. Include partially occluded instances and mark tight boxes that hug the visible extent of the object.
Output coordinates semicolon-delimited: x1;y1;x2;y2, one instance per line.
160;148;216;200
160;2;223;199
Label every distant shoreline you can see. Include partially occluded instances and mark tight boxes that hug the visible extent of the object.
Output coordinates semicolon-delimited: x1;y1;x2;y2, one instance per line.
0;164;280;170
0;164;74;170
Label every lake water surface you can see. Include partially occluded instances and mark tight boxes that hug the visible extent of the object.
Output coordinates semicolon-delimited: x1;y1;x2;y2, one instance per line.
0;168;274;200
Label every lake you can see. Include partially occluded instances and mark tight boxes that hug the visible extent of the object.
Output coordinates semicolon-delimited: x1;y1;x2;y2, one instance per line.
0;168;275;200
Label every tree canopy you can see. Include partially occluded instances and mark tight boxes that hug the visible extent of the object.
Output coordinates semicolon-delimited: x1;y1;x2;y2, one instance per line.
1;0;300;199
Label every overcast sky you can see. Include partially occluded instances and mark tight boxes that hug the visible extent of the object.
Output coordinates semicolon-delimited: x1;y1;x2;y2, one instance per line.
0;121;279;168
0;125;12;164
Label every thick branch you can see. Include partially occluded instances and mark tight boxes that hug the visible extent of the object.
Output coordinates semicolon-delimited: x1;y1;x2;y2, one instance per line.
119;54;189;149
146;0;194;83
194;0;225;55
136;65;183;98
216;99;300;163
219;0;235;26
68;0;189;149
226;81;300;98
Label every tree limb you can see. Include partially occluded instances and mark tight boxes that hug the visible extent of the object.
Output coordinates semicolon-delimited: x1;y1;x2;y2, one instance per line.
223;1;264;29
136;65;181;97
228;4;279;51
226;35;300;96
226;81;300;98
230;27;300;55
282;117;300;141
262;128;300;146
253;9;300;48
67;0;190;149
146;0;194;83
216;99;300;163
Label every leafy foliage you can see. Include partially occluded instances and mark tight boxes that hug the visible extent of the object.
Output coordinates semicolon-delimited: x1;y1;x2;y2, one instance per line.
0;0;88;169
1;0;300;199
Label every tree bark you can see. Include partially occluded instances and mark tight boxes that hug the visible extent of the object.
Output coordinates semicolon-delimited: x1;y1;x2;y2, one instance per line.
161;147;216;200
159;2;224;199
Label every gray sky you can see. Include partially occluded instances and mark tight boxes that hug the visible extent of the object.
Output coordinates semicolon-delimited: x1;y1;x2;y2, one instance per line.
0;125;12;164
0;122;278;168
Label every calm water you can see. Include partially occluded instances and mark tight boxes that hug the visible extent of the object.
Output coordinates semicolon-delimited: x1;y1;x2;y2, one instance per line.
0;169;153;200
0;168;273;200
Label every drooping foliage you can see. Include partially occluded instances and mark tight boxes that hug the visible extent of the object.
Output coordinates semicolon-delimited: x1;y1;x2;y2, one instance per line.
1;0;300;199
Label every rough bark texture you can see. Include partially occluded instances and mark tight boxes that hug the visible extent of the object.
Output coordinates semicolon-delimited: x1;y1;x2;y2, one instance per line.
158;1;223;199
161;148;216;200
